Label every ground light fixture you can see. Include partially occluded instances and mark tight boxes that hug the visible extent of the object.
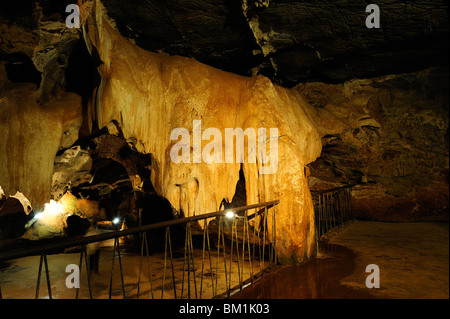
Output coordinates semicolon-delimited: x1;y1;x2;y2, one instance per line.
225;210;235;219
34;212;44;219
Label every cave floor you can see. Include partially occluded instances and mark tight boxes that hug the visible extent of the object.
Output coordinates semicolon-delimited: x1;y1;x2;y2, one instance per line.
231;220;449;299
0;238;268;299
0;220;448;299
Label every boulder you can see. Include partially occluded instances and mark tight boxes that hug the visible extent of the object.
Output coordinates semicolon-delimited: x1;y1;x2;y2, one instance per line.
0;192;34;240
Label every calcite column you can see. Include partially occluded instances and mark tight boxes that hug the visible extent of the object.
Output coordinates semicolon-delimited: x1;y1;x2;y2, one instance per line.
83;0;321;263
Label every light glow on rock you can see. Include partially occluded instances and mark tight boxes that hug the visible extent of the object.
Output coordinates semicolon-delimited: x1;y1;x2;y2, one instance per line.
43;200;64;216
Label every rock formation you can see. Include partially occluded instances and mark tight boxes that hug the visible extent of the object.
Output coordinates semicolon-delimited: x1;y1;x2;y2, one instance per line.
0;191;34;240
0;73;83;211
302;67;449;221
81;0;321;263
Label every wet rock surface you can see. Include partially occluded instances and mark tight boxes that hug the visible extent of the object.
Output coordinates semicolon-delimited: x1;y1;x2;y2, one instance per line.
231;242;376;299
232;220;449;299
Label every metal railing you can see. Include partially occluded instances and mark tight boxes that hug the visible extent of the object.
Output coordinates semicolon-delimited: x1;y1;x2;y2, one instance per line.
311;185;354;241
0;200;279;299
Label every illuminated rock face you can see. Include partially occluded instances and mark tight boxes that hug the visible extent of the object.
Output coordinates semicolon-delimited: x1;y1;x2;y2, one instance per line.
83;1;322;263
0;76;83;211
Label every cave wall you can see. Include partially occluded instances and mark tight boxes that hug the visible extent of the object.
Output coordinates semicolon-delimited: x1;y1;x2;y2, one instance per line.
0;1;84;211
302;67;449;221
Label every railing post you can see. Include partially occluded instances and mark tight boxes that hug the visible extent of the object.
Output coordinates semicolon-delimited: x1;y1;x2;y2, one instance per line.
221;217;228;298
35;254;52;299
162;226;176;299
200;220;214;298
273;205;277;265
108;237;125;299
263;206;266;266
85;247;93;299
229;218;234;294
75;248;82;299
234;216;241;289
245;209;253;283
312;185;355;242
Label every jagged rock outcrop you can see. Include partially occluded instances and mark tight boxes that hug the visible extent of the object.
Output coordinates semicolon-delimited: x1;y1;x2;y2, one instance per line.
0;1;82;102
302;67;449;221
51;145;93;200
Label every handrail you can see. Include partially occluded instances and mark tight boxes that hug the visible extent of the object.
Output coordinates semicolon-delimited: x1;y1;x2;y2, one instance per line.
1;199;279;299
0;200;279;263
311;185;354;241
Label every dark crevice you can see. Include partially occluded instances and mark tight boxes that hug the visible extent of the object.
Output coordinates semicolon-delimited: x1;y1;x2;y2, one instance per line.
231;164;247;208
4;54;41;87
65;39;102;137
65;39;101;99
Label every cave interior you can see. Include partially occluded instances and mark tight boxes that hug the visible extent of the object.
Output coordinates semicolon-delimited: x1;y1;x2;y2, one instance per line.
0;0;448;300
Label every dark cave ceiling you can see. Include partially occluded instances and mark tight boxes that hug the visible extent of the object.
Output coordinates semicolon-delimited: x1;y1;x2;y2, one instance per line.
1;0;449;87
99;0;449;86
